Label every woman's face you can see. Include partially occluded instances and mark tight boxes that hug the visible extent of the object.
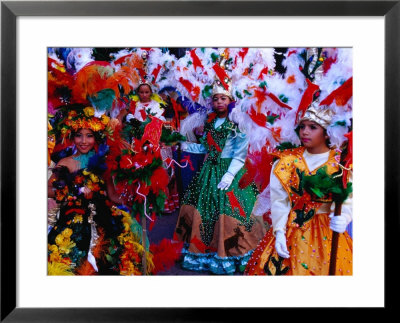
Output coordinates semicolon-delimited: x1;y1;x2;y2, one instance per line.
137;85;152;103
212;94;231;117
74;128;95;154
298;120;329;152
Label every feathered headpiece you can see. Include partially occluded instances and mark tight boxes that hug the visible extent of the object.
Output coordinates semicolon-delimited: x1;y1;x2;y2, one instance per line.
296;99;351;150
211;53;233;99
212;77;233;99
137;51;154;91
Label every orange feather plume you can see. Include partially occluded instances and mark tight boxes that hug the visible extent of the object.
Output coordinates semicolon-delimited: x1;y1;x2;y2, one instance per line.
75;260;97;276
106;66;140;96
72;62;113;102
90;228;108;259
253;88;268;112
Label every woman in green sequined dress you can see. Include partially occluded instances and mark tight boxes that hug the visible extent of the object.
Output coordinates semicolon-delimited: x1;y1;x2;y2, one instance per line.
174;84;266;275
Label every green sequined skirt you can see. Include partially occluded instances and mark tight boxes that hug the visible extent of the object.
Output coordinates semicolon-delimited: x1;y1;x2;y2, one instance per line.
175;157;266;274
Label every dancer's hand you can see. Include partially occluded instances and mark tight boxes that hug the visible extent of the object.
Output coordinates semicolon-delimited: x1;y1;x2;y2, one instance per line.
193;125;204;136
179;141;188;151
217;172;234;190
329;213;347;233
275;230;290;258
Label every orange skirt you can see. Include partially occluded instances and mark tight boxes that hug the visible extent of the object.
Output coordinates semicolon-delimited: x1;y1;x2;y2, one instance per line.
244;213;352;275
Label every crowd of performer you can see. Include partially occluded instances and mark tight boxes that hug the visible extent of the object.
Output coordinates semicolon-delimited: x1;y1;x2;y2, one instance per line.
48;47;353;275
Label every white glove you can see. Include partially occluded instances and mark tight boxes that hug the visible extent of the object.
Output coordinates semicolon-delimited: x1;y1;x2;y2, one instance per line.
126;113;135;123
329;214;348;233
275;230;290;258
217;172;235;190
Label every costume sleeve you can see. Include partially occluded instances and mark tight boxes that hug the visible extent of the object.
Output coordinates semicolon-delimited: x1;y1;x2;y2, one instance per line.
270;160;291;234
227;158;244;177
334;171;353;224
230;132;248;163
251;185;270;216
181;141;208;154
225;132;248;176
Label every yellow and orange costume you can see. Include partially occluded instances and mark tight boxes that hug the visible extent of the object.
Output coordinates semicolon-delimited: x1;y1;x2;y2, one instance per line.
245;147;352;275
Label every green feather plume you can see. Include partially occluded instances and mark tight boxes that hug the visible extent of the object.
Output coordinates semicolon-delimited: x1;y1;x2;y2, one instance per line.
302;166;352;204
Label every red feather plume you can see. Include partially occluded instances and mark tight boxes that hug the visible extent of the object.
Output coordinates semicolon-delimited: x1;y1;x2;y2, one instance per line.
258;66;269;80
151;64;162;84
295;79;320;124
149;239;184;274
149;167;169;195
189;49;204;71
239;147;274;191
320;77;352;107
238;48;249;62
267;93;293;110
248;106;267;127
48;57;74;112
342;131;353;188
179;77;200;101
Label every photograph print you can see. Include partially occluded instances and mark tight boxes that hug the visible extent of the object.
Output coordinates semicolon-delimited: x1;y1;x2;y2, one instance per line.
47;47;353;276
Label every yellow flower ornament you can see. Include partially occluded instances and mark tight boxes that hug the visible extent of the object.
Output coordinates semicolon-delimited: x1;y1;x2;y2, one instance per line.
62;228;73;238
53;105;110;140
73;215;83;223
83;106;95;117
90;173;99;183
101;114;110;125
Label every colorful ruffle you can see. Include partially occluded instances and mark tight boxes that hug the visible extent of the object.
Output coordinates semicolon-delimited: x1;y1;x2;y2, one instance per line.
180;246;254;275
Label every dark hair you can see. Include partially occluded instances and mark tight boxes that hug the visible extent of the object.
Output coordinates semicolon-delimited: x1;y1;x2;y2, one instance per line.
137;83;153;93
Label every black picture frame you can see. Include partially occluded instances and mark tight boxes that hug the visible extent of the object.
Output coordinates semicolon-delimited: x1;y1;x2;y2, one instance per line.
1;0;398;321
